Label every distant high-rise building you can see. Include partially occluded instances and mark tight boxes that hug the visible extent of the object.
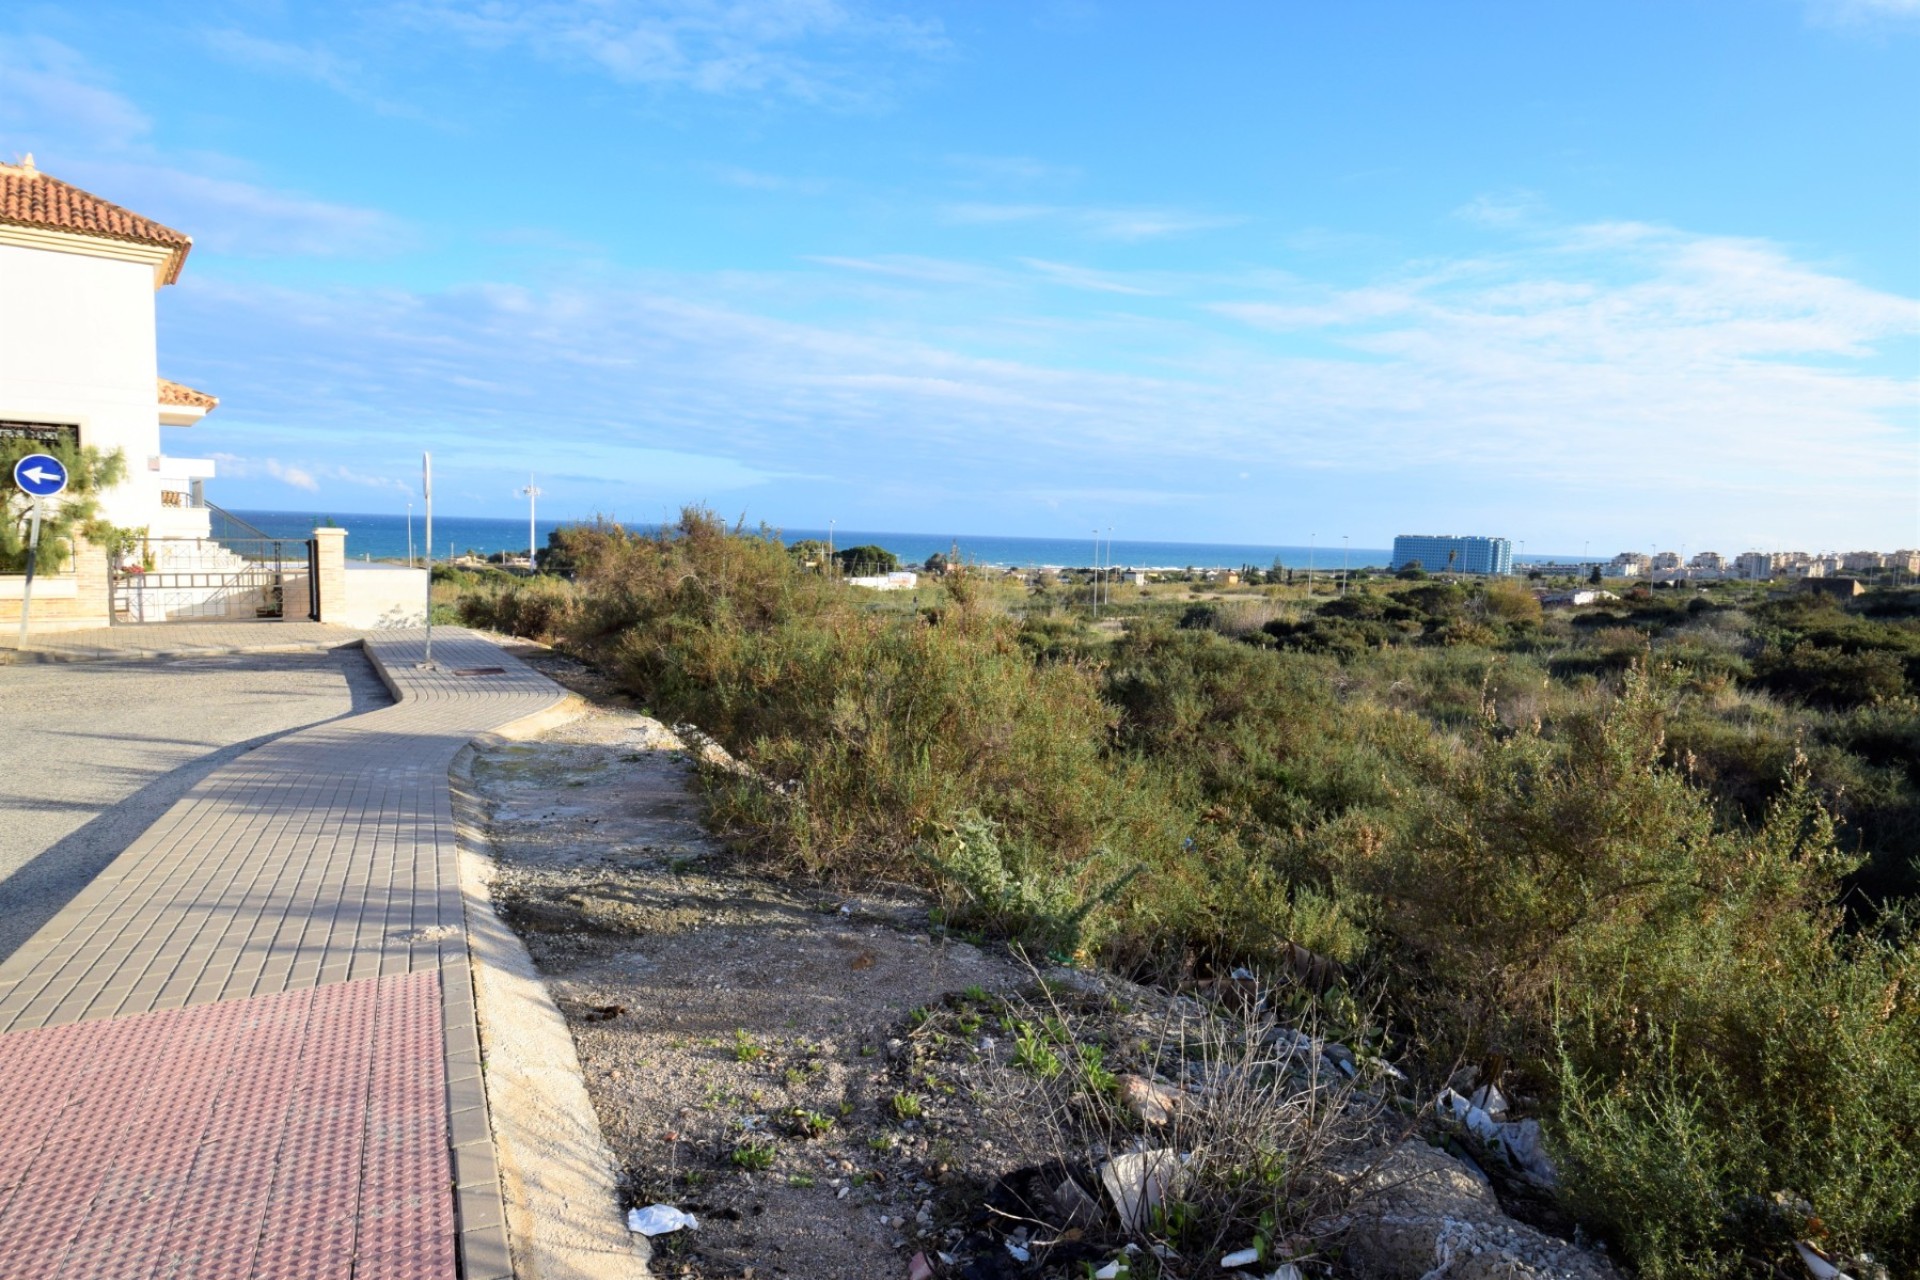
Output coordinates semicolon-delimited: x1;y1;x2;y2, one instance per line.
1391;534;1512;576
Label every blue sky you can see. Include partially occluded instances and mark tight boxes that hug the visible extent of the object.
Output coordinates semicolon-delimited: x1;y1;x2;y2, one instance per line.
2;0;1915;553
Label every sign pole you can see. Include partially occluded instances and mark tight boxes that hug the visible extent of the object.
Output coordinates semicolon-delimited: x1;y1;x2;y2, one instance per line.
11;452;70;648
16;499;41;647
422;451;434;667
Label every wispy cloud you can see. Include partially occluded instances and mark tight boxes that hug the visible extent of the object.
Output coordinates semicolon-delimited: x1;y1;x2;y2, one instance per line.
1805;0;1920;24
167;214;1917;545
943;202;1243;241
201;29;423;119
1454;189;1546;228
394;0;948;105
0;35;150;146
0;39;408;258
943;153;1077;187
710;164;827;194
211;453;320;492
1017;258;1158;295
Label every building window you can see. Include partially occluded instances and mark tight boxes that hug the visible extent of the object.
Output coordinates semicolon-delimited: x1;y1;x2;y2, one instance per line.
0;421;80;449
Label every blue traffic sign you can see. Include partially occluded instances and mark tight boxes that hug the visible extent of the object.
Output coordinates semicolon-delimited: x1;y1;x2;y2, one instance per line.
12;453;68;498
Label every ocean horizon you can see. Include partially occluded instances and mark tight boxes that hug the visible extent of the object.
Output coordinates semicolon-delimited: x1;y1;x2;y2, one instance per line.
226;509;1565;573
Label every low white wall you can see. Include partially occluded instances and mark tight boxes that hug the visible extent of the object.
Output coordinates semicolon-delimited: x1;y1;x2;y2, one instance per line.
338;564;429;629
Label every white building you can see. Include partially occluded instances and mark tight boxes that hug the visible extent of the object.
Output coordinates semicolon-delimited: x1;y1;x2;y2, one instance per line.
1;156;218;540
1689;551;1726;572
1734;552;1775;580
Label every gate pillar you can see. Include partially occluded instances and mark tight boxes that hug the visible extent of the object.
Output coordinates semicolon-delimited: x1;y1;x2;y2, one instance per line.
310;527;347;623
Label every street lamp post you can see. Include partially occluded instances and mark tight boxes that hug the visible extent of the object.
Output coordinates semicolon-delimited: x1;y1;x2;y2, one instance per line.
521;473;542;571
1341;535;1349;596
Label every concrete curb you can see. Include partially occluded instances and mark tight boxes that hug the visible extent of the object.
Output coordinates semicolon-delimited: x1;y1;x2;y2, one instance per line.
0;639;360;665
449;713;653;1280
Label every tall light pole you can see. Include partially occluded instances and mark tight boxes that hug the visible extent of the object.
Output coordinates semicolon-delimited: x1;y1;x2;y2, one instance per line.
521;473;542;572
1091;529;1101;617
406;499;414;568
1341;535;1349;596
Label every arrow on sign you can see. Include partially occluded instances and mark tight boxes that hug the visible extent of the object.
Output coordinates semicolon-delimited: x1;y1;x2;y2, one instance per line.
19;466;60;485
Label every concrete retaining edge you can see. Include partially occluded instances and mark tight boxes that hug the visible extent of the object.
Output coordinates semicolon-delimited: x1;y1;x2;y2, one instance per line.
449;712;653;1280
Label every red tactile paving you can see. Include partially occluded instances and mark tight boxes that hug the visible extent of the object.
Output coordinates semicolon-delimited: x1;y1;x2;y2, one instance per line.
0;631;566;1279
0;971;454;1280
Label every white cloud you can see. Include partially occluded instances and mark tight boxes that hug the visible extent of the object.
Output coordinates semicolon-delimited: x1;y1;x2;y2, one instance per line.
0;39;408;259
212;453;320;492
1806;0;1920;23
0;36;150;147
1455;189;1546;228
944;202;1242;241
72;162;412;258
167;214;1918;547
394;0;948;104
201;29;422;118
1018;258;1158;295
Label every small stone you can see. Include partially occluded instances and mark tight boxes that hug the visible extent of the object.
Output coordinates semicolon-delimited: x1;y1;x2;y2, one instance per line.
1120;1074;1180;1126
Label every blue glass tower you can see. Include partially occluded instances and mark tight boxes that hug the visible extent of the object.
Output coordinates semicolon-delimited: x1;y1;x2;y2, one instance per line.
1391;534;1513;576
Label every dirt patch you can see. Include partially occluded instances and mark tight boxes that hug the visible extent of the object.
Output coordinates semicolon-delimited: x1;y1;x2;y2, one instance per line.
473;652;1050;1278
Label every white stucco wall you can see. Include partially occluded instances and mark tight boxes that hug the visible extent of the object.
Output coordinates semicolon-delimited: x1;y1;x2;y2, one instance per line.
0;244;163;528
339;563;429;630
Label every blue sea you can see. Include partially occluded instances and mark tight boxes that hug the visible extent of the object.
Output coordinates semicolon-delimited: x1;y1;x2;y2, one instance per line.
230;509;1575;573
229;509;1396;571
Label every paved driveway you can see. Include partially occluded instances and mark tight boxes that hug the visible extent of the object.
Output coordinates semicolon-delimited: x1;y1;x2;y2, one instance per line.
0;648;389;964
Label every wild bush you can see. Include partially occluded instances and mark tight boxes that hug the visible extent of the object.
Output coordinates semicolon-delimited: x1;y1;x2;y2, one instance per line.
458;517;1920;1275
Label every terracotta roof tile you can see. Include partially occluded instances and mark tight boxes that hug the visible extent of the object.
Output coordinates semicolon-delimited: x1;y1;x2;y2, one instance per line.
0;159;192;283
158;378;218;410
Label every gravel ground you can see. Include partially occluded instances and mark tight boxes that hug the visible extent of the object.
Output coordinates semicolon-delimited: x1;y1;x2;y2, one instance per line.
0;648;389;964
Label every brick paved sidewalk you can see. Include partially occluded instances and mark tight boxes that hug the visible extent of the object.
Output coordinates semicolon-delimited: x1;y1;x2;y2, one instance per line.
0;628;568;1279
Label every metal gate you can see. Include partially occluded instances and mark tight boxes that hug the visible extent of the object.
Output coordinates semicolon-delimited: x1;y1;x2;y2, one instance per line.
111;505;307;624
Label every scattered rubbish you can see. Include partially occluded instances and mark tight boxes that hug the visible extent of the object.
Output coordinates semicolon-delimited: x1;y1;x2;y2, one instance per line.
907;1251;935;1280
1098;1149;1190;1234
850;950;877;971
1120;1074;1180;1127
579;1004;625;1022
1468;1082;1509;1117
839;903;855;916
1280;939;1343;992
626;1204;699;1236
1437;1087;1557;1186
1005;1240;1031;1262
1796;1241;1857;1280
1221;1246;1261;1266
1052;1175;1104;1231
1230;966;1256;981
1265;1266;1303;1280
1094;1262;1126;1279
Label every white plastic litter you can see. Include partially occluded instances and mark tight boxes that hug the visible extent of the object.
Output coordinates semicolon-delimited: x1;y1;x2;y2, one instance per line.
1795;1241;1856;1280
1098;1149;1191;1233
1437;1087;1557;1187
1006;1240;1031;1262
1265;1266;1303;1280
627;1204;699;1236
1221;1247;1261;1266
1094;1263;1125;1280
